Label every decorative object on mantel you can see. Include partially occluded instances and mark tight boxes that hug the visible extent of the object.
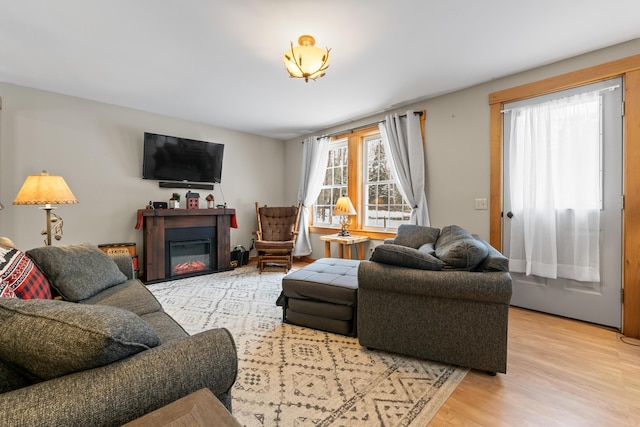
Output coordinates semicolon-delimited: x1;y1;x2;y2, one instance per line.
206;194;214;209
283;34;331;82
170;193;180;209
333;195;357;236
13;170;78;246
186;191;200;210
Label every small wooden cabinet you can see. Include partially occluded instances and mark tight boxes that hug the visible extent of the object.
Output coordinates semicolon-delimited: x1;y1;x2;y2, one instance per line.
138;208;235;283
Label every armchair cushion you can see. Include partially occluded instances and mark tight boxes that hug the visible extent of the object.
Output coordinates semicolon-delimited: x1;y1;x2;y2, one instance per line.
435;225;488;270
0;298;160;380
27;243;127;302
393;224;440;249
371;244;446;271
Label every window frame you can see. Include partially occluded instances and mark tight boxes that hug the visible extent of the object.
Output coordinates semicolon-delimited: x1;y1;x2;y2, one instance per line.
309;111;425;240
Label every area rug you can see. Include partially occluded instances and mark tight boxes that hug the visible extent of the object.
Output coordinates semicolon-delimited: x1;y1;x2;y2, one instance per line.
147;266;468;427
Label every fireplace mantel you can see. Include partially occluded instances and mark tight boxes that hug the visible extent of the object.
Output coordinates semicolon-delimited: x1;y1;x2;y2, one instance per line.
138;208;235;283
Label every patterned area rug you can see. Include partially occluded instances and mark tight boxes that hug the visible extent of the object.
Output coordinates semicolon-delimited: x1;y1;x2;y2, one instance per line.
147;266;467;426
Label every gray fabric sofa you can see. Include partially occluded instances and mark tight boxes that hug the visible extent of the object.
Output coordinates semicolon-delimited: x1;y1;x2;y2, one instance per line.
0;243;237;427
357;225;512;374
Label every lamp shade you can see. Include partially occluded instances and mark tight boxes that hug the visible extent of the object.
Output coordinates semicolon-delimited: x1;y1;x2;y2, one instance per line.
13;171;78;205
333;196;356;216
283;35;331;82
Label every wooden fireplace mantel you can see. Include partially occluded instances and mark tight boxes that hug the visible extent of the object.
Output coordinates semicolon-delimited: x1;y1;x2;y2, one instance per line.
138;208;235;283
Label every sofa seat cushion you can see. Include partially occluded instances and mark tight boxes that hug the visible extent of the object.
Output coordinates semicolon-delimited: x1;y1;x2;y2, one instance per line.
370;244;445;270
81;279;163;316
0;298;160;380
0;247;52;299
27;243;127;302
393;224;440;249
435;225;488;270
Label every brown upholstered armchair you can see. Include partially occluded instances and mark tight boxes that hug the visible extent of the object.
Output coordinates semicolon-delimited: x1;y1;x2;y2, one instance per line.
254;203;301;273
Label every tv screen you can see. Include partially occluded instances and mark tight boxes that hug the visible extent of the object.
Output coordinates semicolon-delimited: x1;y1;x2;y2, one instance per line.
142;132;224;183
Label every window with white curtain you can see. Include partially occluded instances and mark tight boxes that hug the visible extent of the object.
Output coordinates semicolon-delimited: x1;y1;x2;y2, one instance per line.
313;139;348;226
363;134;411;229
507;90;602;282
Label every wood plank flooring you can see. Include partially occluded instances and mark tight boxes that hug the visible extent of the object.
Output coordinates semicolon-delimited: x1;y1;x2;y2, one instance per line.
431;307;640;426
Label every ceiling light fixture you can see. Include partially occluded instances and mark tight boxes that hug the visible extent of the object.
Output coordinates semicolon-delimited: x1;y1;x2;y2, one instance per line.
283;35;331;82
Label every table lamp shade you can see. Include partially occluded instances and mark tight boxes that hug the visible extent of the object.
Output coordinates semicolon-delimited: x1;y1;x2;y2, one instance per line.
13;171;78;205
333;196;356;216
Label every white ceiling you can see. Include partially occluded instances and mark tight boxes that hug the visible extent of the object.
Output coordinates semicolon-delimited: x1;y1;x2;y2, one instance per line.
2;0;640;140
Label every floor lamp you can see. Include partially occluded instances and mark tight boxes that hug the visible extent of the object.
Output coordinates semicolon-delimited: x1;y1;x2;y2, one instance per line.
13;171;78;246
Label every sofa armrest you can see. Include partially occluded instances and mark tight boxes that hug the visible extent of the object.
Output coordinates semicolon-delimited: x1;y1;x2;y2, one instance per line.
358;260;512;305
0;328;238;427
109;253;135;279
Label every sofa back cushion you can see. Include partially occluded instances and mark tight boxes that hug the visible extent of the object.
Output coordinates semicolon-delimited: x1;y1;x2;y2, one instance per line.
435;225;488;270
473;235;510;272
0;298;160;380
26;243;127;302
393;224;440;249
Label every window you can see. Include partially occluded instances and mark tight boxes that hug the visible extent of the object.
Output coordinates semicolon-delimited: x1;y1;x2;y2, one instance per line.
314;139;348;226
311;116;424;237
363;134;411;229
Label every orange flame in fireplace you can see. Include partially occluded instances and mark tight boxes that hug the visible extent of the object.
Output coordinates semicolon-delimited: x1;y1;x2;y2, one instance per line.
173;261;207;275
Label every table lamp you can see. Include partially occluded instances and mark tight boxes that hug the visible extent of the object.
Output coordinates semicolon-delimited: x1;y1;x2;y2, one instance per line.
333;196;357;236
13;171;78;245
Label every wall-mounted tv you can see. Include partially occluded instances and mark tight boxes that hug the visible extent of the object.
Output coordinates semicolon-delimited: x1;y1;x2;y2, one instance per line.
142;132;224;185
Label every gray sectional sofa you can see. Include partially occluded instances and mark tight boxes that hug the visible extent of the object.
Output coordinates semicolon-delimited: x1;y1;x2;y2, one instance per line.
0;243;237;426
358;225;512;374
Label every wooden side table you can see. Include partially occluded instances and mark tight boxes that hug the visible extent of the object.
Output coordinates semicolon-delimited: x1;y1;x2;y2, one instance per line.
319;234;370;260
122;388;241;427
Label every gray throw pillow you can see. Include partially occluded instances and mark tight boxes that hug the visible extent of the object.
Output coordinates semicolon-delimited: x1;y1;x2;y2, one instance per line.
0;298;160;380
370;244;445;270
393;224;440;249
27;243;127;301
472;235;509;272
435;225;488;270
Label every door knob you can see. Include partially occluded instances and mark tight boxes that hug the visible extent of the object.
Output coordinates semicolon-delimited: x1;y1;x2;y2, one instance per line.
506;211;514;218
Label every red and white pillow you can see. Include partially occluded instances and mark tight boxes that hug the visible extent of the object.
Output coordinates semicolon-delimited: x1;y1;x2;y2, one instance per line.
0;247;52;299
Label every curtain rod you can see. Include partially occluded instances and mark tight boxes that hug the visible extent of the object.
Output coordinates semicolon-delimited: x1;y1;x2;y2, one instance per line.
301;111;424;142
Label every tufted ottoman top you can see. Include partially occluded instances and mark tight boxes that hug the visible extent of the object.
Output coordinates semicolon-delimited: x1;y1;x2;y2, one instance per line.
282;258;360;306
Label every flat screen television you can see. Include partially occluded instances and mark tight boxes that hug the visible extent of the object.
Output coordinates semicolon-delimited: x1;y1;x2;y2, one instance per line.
142;132;224;184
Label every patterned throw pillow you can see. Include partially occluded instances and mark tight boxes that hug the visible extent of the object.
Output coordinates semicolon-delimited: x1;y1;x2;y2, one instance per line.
0;247;52;299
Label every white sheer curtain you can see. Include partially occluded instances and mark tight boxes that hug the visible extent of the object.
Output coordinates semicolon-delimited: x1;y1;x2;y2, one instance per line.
294;136;330;256
378;110;430;225
508;91;601;282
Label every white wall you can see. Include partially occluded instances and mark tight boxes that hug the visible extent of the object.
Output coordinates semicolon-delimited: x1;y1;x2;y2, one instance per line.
284;38;640;258
0;84;286;251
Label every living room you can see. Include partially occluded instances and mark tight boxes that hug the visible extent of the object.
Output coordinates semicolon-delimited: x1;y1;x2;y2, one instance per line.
1;1;640;425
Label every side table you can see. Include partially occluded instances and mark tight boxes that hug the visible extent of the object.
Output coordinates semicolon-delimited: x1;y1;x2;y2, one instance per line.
122;388;241;427
319;234;370;260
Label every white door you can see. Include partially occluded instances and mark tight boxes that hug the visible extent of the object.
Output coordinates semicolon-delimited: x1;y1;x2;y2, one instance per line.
503;78;623;328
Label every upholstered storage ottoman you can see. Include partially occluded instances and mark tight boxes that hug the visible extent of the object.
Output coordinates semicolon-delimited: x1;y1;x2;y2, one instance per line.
280;258;359;336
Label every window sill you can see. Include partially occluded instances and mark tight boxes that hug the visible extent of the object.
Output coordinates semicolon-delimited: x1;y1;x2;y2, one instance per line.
309;226;396;241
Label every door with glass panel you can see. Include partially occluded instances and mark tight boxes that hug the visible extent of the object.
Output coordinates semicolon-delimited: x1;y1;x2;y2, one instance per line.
502;78;622;328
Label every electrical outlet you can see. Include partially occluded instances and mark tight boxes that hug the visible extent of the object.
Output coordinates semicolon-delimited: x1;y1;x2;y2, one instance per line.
474;198;488;210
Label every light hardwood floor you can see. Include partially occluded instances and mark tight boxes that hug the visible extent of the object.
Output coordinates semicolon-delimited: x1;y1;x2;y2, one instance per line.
431;307;640;426
289;260;639;425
